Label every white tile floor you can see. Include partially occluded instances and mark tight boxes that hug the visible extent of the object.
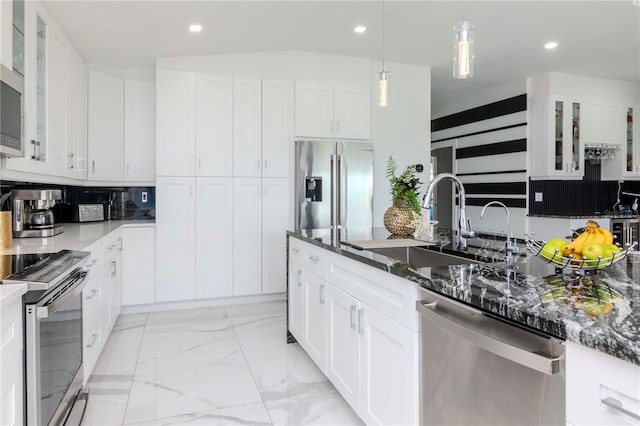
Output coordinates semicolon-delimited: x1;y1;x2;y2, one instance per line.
81;301;363;426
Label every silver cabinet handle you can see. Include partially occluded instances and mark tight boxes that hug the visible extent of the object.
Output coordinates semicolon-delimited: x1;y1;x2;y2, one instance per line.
92;160;95;174
291;247;300;253
296;270;302;287
118;238;123;251
31;140;37;159
336;120;340;133
319;284;325;304
126;162;130;175
306;254;319;263
85;289;98;299
264;159;268;171
197;158;201;170
350;305;357;330
257;159;261;170
107;244;116;250
35;140;41;161
357;308;364;334
601;397;640;421
416;300;562;375
86;333;98;348
111;260;116;277
69;153;74;169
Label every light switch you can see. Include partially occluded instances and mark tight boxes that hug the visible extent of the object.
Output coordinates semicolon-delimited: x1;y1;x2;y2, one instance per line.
142;192;148;203
535;192;543;202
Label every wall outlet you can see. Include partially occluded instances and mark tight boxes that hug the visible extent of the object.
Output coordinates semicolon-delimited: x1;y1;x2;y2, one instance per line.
141;192;148;203
534;192;543;202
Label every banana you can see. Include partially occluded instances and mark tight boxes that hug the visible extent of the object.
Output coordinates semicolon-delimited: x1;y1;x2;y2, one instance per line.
563;220;604;255
597;227;614;245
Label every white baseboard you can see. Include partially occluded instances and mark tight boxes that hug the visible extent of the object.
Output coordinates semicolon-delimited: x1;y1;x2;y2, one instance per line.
121;293;286;315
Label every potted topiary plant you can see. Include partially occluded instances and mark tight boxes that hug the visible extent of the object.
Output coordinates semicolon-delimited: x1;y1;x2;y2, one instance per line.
383;156;422;235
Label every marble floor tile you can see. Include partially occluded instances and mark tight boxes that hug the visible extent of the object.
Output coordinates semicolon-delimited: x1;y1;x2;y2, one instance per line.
264;387;364;426
124;330;262;424
234;316;327;402
225;301;286;332
126;402;273;426
81;388;131;426
145;306;233;337
92;315;146;376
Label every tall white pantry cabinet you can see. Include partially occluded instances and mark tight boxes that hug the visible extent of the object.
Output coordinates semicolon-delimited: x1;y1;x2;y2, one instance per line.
155;70;291;302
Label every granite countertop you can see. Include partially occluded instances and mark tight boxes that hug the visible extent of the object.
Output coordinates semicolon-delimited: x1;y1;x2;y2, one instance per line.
529;214;640;220
1;219;155;255
288;227;640;366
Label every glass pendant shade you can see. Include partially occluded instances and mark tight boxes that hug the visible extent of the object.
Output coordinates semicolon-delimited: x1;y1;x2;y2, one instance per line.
453;20;475;79
378;69;390;107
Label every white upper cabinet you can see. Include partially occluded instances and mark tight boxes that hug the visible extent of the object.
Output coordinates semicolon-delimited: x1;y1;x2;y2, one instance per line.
334;85;371;139
295;82;334;138
262;80;292;178
580;100;604;145
46;31;66;172
295;82;370;140
87;70;124;181
196;74;233;177
124;79;156;182
65;50;83;178
233;78;262;177
156;70;195;176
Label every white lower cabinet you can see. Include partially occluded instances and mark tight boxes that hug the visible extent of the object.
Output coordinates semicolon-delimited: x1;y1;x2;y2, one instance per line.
233;178;263;296
261;178;289;294
122;226;156;305
567;341;640;425
288;236;419;425
0;297;24;426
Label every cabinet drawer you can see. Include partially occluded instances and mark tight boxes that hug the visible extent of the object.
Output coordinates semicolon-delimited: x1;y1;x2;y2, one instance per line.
289;237;327;279
0;301;23;367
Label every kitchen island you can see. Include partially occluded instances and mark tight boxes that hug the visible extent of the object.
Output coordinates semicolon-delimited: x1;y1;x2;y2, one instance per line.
287;227;640;425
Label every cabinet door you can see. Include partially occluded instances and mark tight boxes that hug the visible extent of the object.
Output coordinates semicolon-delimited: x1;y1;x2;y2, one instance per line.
0;353;23;426
261;178;289;294
359;305;418;426
604;104;624;147
288;261;305;343
233;78;262;177
262;80;292;178
295;82;334;138
305;272;327;373
124;80;156;181
156;177;196;302
581;100;604;145
334;85;370;140
108;256;121;329
100;262;112;337
46;30;66;172
122;226;156;306
195;177;233;299
64;49;80;177
196;74;233;177
156;70;195;176
326;284;360;409
88;70;125;181
232;178;262;296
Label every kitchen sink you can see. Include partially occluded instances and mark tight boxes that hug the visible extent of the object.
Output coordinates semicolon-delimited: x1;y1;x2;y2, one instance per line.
368;246;478;267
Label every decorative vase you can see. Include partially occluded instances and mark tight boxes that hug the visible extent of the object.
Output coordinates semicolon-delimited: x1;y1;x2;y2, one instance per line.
383;200;417;236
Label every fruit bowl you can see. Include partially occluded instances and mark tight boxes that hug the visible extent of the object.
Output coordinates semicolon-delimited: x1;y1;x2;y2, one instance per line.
525;234;637;272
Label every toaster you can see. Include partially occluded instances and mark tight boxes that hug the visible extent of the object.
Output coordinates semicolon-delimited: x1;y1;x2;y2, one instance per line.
71;204;105;222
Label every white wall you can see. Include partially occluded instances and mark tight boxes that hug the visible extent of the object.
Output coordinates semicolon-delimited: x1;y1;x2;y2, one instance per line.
157;51;430;228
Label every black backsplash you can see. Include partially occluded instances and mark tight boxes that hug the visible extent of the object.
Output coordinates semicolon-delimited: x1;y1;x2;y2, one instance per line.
0;180;155;221
529;162;640;215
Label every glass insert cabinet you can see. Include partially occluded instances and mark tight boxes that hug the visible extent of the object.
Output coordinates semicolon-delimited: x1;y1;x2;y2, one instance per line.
552;97;583;177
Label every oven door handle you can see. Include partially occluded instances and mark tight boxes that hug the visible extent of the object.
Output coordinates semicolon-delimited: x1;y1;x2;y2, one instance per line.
36;270;89;318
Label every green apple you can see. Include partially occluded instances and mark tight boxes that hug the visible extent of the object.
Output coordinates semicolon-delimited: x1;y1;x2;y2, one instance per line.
540;241;563;261
597;244;622;269
547;238;568;247
582;242;605;266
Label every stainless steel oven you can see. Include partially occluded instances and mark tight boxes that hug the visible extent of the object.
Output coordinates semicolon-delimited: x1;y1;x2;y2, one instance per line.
2;250;90;426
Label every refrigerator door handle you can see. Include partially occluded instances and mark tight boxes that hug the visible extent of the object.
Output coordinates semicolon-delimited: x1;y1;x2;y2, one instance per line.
330;153;337;228
337;154;344;228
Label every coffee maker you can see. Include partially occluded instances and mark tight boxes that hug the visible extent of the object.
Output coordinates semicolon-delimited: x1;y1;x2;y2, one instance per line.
12;189;64;238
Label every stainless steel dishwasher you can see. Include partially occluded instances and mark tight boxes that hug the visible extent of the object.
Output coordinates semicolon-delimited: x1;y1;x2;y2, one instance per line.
417;288;565;426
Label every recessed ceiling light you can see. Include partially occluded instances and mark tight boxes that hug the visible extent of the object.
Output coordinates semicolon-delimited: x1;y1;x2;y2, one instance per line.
189;24;202;33
544;41;558;50
354;26;367;34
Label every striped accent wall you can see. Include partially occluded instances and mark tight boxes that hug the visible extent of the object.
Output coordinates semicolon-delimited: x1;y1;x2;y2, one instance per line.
431;94;528;237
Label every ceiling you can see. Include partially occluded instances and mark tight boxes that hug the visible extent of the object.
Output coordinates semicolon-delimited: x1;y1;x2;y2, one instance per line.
45;1;640;114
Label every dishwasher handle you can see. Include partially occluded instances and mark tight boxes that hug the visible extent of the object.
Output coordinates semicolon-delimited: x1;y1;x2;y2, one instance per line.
416;300;563;376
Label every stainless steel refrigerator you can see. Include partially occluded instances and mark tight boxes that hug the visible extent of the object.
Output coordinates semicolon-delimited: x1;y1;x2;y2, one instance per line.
295;140;373;230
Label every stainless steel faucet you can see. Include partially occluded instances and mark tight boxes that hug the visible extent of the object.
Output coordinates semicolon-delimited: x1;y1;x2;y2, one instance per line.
422;173;476;250
480;201;519;265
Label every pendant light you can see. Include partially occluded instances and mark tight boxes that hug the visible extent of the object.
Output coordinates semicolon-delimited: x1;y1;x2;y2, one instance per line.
377;0;390;106
453;20;475;79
